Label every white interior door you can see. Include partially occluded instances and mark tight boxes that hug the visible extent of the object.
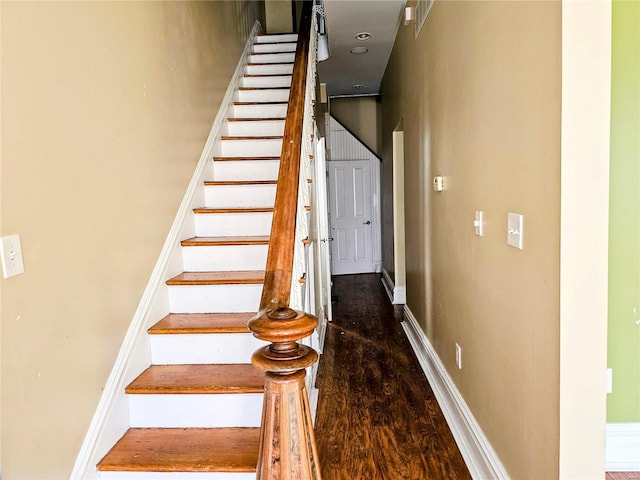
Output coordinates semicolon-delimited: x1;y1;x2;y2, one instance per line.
328;160;375;275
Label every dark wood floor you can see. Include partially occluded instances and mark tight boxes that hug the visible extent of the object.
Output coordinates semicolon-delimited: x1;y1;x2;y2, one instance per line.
314;274;471;480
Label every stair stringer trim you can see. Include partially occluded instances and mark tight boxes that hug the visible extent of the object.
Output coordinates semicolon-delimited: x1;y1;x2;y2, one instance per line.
401;306;511;480
70;20;263;480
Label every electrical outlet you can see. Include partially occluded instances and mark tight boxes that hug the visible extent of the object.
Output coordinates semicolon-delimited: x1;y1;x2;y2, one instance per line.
455;343;462;369
0;234;25;279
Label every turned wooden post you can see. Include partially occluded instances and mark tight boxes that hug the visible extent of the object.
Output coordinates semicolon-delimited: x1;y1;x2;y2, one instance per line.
249;307;321;480
249;1;320;478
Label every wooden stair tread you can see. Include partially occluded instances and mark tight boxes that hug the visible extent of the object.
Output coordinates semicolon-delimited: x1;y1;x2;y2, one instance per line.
126;364;264;394
243;74;292;78
251;51;294;55
193;207;273;214
213;156;280;162
149;312;255;334
166;270;265;285
234;101;288;105
227;117;286;122
247;62;293;66
181;236;270;246
238;87;290;91
204;180;277;186
220;135;283;140
254;40;296;44
97;427;259;472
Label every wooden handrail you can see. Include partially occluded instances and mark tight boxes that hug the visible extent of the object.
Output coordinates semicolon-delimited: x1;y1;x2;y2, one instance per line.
248;1;322;479
259;0;312;312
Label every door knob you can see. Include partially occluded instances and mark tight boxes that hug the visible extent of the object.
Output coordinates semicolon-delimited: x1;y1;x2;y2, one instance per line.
363;220;371;225
321;238;334;243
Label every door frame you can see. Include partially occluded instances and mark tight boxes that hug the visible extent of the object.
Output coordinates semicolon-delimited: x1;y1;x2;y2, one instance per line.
391;127;407;304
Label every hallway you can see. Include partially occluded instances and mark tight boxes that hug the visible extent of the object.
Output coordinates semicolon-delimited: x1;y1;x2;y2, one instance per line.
314;274;471;479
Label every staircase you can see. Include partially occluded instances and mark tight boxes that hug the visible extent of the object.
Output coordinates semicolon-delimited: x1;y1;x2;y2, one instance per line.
96;32;299;479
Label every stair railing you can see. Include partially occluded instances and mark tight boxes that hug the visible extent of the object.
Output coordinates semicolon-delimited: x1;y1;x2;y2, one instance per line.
248;1;322;479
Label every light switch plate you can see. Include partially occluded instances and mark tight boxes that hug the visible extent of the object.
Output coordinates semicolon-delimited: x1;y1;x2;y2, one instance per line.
507;213;524;249
474;211;483;236
0;234;25;278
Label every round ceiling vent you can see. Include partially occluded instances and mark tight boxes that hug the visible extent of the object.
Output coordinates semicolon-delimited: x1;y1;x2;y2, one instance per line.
350;46;369;55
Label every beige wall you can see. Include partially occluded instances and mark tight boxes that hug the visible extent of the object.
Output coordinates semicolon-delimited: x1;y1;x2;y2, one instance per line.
330;96;381;155
0;1;260;477
381;2;561;478
265;0;293;33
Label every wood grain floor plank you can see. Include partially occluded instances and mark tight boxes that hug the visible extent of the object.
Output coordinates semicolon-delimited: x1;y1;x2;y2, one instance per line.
315;274;471;480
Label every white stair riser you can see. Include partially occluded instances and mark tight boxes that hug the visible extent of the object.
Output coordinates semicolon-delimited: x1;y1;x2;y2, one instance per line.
212;160;280;182
249;53;294;64
245;63;293;76
168;284;262;313
241;75;292;89
99;471;256;479
204;184;276;209
236;89;290;103
232;103;288;119
128;394;263;428
256;33;298;43
150;333;264;364
220;139;282;157
226;119;285;137
182;244;269;271
194;212;273;237
252;42;297;53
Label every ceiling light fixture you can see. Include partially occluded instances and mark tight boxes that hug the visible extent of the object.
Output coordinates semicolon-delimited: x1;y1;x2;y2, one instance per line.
355;32;371;41
350;46;368;55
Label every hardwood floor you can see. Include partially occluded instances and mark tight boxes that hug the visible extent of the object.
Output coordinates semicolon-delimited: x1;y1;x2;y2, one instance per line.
607;473;640;480
314;274;471;480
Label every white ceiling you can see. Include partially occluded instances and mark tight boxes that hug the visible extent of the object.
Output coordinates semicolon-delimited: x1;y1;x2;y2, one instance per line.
318;0;407;97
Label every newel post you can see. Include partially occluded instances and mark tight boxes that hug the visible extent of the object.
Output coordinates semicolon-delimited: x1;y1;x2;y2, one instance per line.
249;306;321;480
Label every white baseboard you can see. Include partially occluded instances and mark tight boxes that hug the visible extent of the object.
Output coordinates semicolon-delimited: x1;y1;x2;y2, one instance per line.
381;268;406;304
606;422;640;471
402;306;510;480
70;21;263;480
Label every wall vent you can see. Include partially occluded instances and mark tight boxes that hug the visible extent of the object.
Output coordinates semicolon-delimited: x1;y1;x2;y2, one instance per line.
415;0;434;38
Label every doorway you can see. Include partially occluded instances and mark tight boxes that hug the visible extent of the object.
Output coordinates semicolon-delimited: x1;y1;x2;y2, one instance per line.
328;159;381;275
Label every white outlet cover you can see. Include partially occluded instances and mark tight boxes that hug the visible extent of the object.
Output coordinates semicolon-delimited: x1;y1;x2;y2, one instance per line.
507;213;524;249
0;234;25;278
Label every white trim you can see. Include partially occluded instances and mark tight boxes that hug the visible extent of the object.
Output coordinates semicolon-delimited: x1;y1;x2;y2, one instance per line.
606;423;640;471
70;21;263;480
559;2;611;477
381;268;406;305
393;285;406;304
401;306;510;480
